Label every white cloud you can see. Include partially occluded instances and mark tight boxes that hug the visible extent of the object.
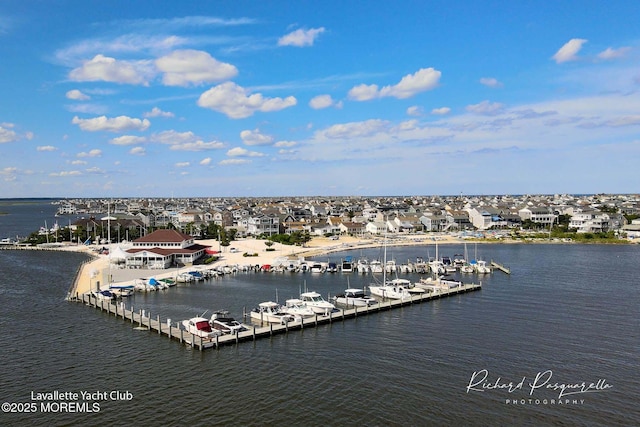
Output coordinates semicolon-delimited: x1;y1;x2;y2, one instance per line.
77;149;102;158
150;130;196;145
278;27;325;47
407;106;423;116
348;68;441;100
69;54;154;85
169;140;225;151
347;84;379;101
315;119;389;140
197;82;297;118
309;94;335;109
36;145;57;151
200;157;212;165
480;77;503;88
274;140;297;148
381;68;441;99
129;146;146;155
227;147;265;157
70;160;87;165
240;128;273;146
552;38;587;63
1;167;18;181
219;158;250;165
110;135;147;145
146;130;224;150
466;100;504;116
155;49;238;87
597;47;631;60
143;107;175;118
72;115;151;132
50;170;83;177
66;89;90;100
0;125;18;143
175;162;190;167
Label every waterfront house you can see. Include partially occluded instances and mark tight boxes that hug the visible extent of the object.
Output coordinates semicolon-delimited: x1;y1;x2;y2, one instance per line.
125;229;209;268
569;210;611;233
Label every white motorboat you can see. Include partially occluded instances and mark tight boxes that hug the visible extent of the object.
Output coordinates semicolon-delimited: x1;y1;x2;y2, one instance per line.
441;256;457;274
356;258;370;274
182;316;219;339
385;260;397;273
414;276;462;292
92;289;116;301
109;285;134;297
369;280;415;300
475;260;491;274
176;272;195;283
310;263;325;273
341;256;354;273
281;298;316;318
460;263;475;274
369;259;383;273
369;277;426;300
210;311;247;335
299;291;335;315
332;288;378;307
428;259;446;275
250;301;296;324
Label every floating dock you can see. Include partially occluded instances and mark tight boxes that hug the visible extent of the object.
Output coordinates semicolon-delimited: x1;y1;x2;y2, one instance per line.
490;260;511;274
68;283;482;350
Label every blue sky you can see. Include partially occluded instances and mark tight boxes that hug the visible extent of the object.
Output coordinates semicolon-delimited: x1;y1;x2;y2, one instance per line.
1;1;639;198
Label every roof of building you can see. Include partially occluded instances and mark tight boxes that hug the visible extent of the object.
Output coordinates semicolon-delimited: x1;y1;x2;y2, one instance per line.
126;243;209;255
133;229;193;243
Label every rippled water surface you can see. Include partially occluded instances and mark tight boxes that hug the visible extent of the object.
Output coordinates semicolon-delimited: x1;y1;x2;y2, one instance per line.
1;242;639;426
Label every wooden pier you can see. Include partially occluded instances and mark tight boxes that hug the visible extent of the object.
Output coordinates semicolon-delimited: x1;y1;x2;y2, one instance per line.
68;283;482;351
490;260;511;274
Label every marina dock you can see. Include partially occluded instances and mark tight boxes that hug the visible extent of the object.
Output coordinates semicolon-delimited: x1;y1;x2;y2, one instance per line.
490;260;511;274
68;283;482;350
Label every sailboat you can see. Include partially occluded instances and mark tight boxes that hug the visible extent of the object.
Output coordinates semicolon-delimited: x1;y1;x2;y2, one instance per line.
368;224;417;300
460;242;475;273
428;239;445;275
472;242;491;274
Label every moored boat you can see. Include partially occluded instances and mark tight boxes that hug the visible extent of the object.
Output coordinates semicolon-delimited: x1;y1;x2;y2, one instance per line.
332;288;378;307
299;291;335;315
356;258;370;274
209;311;247;335
281;298;316;318
93;289;117;301
250;301;296;324
182;316;219;339
341;256;354;273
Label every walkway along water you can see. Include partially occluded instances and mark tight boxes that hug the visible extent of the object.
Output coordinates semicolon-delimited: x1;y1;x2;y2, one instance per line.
67;283;482;351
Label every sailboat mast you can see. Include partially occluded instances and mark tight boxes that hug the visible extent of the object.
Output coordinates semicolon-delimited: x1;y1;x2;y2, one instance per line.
383;215;387;284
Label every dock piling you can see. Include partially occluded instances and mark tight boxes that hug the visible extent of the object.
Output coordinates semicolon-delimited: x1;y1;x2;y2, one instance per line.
71;280;482;350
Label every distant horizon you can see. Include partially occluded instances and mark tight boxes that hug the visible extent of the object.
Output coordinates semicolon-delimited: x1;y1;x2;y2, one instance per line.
1;192;637;201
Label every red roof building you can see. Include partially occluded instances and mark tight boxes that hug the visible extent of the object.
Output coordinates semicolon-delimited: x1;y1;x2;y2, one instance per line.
125;229;209;268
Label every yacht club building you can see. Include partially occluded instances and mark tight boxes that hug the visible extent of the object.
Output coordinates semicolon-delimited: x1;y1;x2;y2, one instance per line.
125;229;209;269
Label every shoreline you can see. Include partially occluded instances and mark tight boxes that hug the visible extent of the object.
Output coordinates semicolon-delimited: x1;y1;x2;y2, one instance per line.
50;233;635;297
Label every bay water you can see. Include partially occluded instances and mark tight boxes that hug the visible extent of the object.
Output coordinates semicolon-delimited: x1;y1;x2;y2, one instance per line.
0;200;639;426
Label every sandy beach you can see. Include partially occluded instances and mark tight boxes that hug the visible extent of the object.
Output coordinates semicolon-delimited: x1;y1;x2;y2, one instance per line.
69;233;467;296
